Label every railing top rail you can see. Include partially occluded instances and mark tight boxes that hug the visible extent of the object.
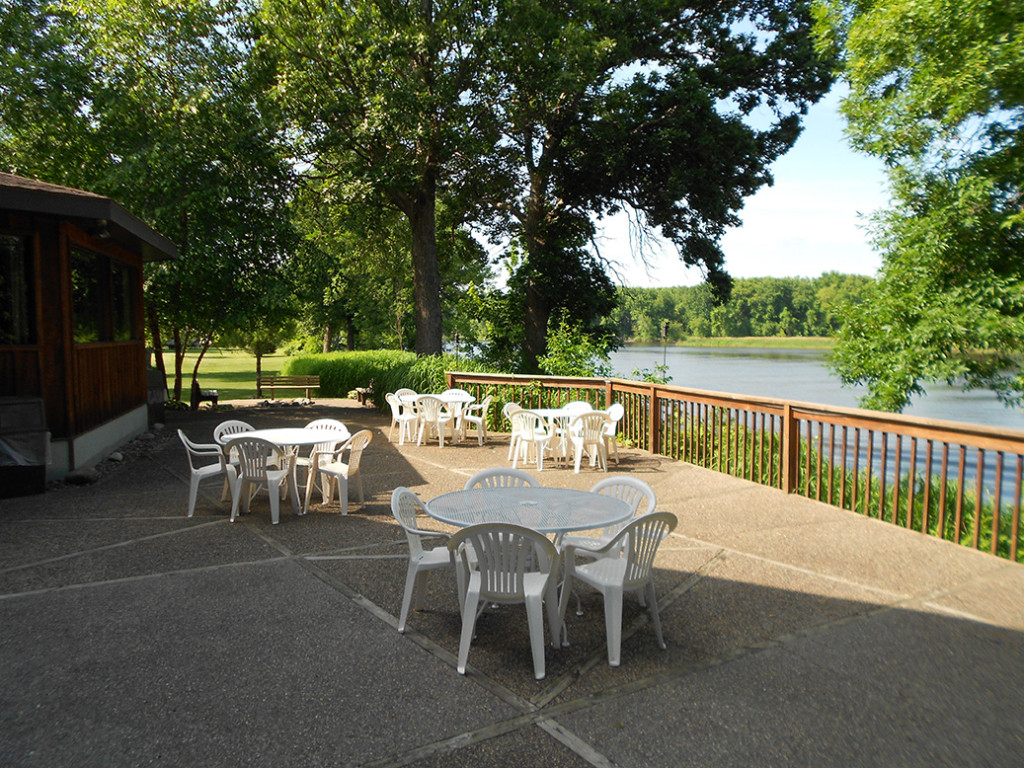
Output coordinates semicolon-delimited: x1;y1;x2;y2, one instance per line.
445;371;605;388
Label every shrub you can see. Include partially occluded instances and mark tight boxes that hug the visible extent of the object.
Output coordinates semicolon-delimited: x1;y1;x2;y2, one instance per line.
282;350;501;411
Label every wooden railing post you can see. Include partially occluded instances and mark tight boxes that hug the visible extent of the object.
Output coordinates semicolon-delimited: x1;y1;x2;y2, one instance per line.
650;384;660;455
782;403;799;493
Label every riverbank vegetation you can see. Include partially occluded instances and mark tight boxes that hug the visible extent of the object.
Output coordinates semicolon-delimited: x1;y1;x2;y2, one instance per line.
611;273;874;343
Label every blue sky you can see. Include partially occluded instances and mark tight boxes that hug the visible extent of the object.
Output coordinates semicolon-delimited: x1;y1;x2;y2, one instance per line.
604;87;892;289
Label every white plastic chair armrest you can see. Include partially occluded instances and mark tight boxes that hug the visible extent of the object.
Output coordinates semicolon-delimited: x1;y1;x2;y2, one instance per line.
407;526;452;541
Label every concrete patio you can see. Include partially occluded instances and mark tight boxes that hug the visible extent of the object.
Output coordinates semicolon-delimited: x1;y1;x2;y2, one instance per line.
1;400;1022;767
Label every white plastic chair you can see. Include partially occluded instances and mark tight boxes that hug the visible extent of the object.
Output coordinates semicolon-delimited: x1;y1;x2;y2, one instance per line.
442;388;472;440
503;402;523;460
212;419;256;471
559;476;657;615
212;419;255;446
395;387;418;400
559;512;677;667
293;419;349;494
386;393;418;445
304;429;373;515
559;476;656;554
305;418;347;432
415;395;453;447
391;487;458;633
567;411;612;473
224;435;299;525
604;403;625;465
177;430;230;516
464;467;539;490
447;523;563;680
461;395;493;446
561;400;594;417
510;409;554;471
552;400;593;457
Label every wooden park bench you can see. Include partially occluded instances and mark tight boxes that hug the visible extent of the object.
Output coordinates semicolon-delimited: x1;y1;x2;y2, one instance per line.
258;374;320;400
354;387;372;406
190;379;219;411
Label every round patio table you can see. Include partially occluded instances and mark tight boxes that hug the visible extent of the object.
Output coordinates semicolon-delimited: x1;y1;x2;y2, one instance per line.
425;486;632;535
241;427;351;448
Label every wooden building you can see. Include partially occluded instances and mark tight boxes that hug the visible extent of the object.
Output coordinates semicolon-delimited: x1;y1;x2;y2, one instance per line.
1;173;177;482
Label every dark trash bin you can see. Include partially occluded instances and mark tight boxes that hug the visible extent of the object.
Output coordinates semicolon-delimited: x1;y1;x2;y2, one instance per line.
0;396;50;498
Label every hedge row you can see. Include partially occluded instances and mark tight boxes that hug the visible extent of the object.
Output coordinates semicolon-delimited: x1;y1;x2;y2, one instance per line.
281;350;500;411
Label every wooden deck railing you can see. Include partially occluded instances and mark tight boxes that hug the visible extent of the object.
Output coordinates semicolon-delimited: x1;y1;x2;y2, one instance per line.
446;371;1024;563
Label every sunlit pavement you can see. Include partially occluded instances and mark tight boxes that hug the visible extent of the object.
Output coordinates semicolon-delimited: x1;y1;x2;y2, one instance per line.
2;400;1022;767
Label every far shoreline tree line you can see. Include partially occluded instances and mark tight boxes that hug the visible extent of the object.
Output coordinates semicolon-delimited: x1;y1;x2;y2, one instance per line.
611;273;874;344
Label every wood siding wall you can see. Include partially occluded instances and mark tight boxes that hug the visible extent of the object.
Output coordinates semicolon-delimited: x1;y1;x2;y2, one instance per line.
1;212;146;439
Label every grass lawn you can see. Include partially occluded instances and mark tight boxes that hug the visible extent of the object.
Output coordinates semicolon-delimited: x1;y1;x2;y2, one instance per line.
156;348;290;402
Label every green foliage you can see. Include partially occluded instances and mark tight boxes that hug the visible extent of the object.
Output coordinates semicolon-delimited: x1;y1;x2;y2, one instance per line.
632;365;672;385
283;350;502;412
537;313;613;378
480;0;836;369
261;0;502;355
1;0;298;397
816;0;1024;411
614;274;875;342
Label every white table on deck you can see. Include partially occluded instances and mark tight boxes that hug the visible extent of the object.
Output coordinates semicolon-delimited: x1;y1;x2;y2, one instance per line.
231;427;351;508
243;427;351;450
425;486;631;535
517;406;593;464
401;393;477;443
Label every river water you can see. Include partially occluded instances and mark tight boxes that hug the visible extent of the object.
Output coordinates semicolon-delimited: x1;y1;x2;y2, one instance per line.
609;345;1024;433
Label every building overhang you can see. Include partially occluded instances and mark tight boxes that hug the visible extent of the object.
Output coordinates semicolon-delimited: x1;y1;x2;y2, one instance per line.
0;172;178;262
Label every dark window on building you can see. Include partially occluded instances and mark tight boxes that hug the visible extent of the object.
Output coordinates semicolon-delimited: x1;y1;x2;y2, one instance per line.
0;235;36;345
70;247;138;343
111;260;135;341
71;249;102;343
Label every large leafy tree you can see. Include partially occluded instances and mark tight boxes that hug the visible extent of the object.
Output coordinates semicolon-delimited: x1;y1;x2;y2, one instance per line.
291;183;414;353
290;178;491;353
0;0;296;399
816;0;1024;411
478;0;835;370
261;0;500;357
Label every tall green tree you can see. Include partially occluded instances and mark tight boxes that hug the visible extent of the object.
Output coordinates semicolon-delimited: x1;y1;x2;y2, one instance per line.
261;0;500;356
291;184;413;353
290;177;491;353
479;0;835;370
816;0;1024;410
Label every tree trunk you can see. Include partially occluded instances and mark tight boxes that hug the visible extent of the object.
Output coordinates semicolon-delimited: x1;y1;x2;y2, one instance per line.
172;328;184;402
408;183;443;355
393;275;405;350
146;303;166;379
520;168;549;374
522;275;549;374
191;341;210;383
255;351;263;398
321;324;331;354
345;314;357;350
